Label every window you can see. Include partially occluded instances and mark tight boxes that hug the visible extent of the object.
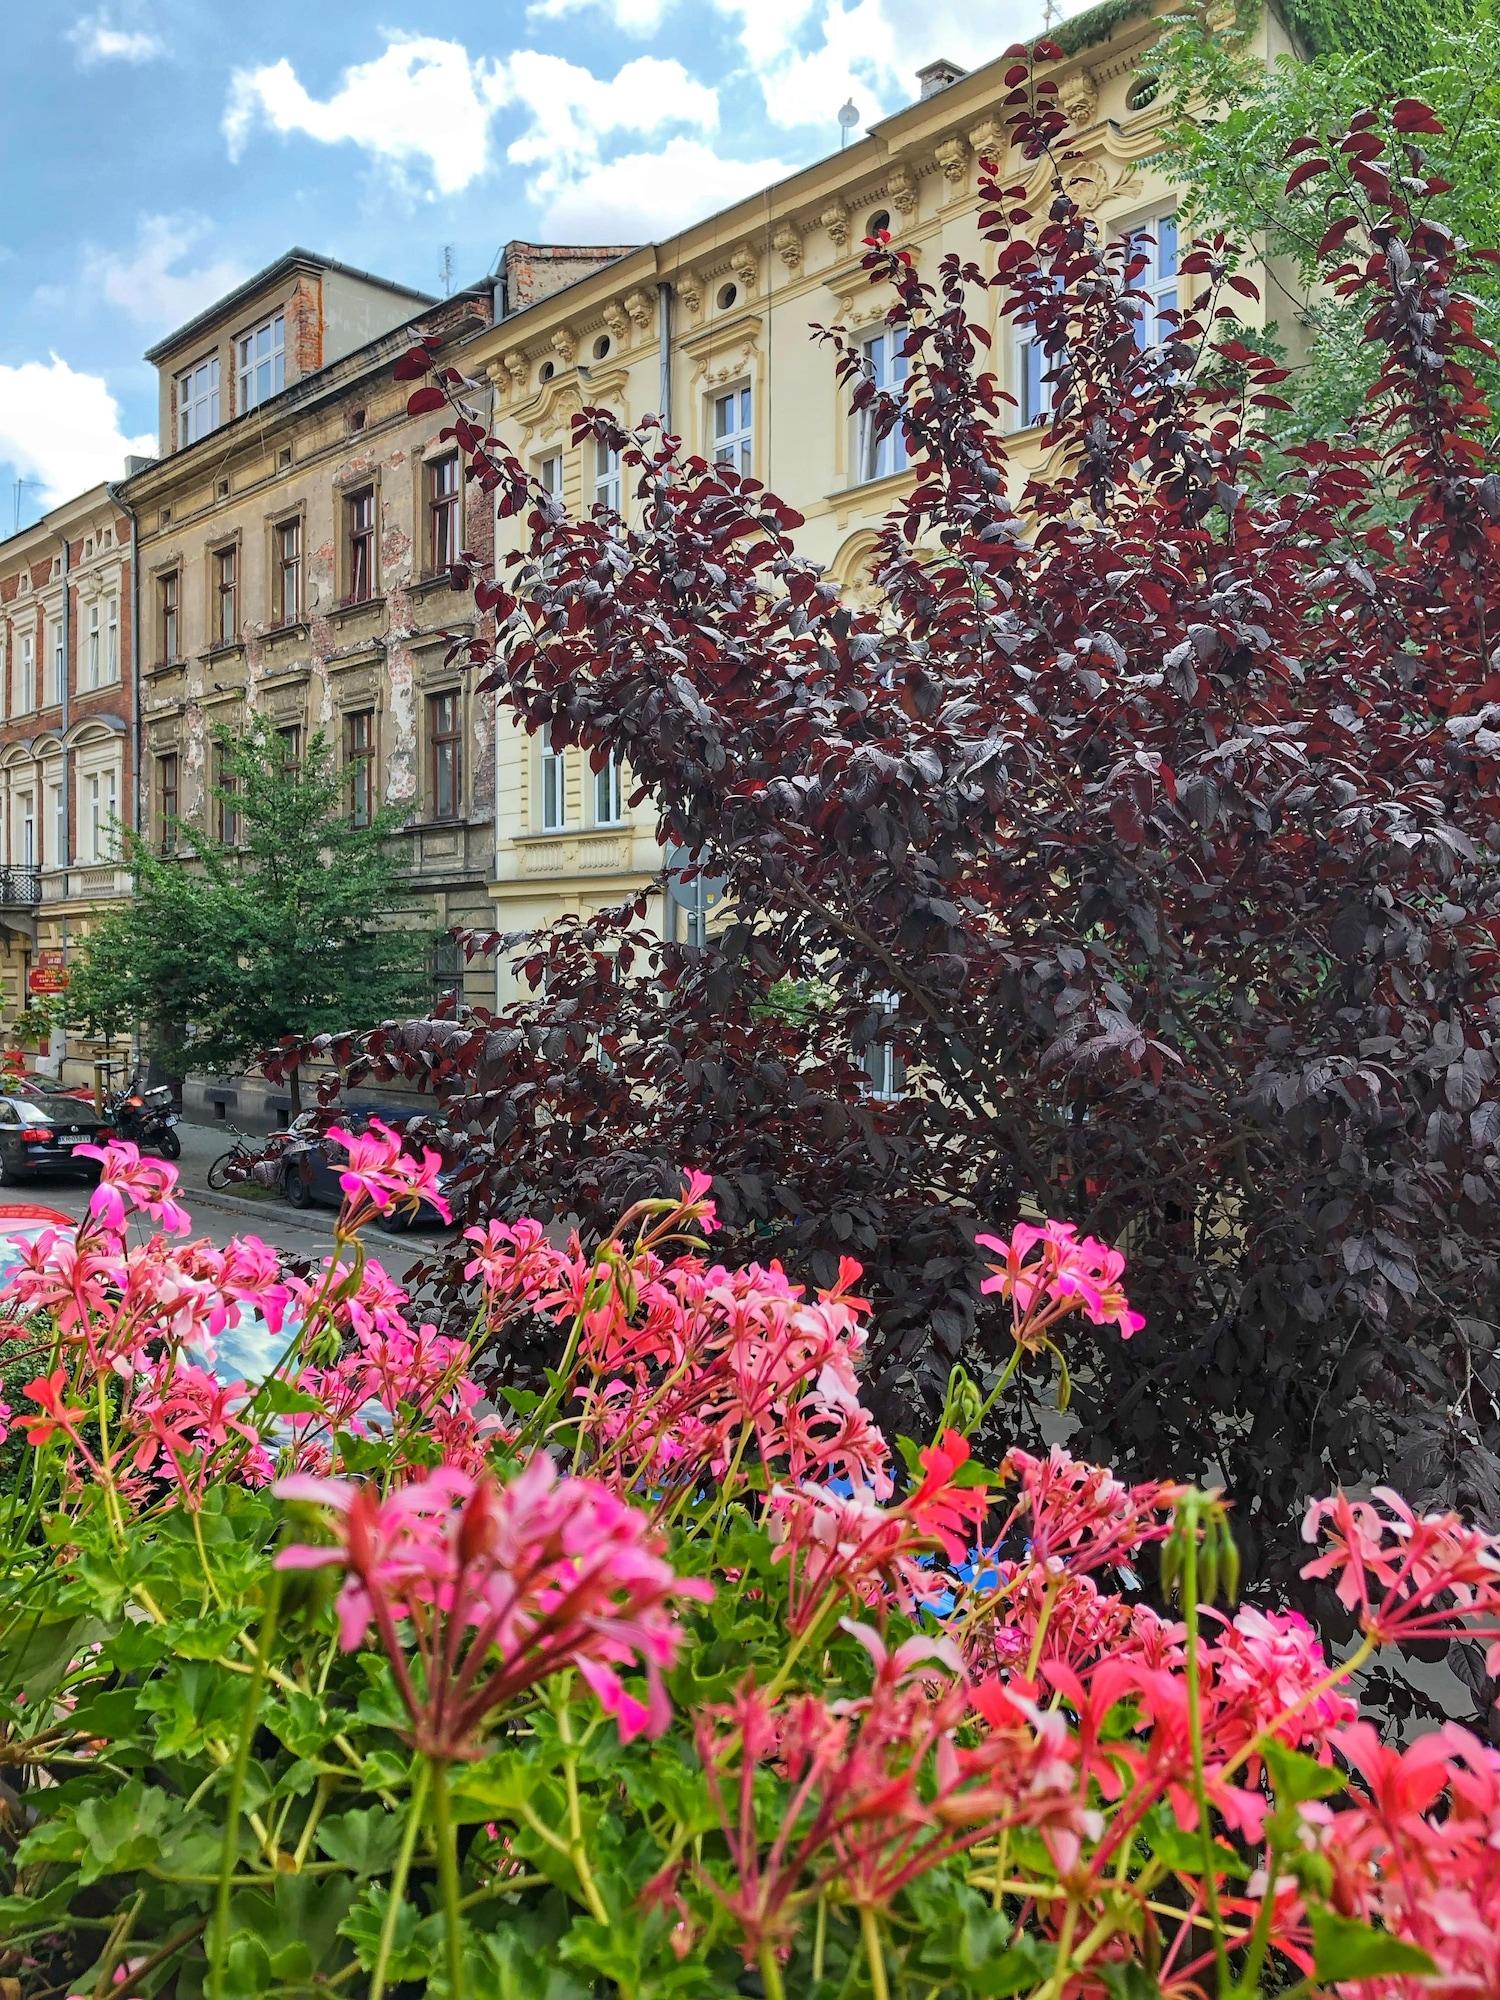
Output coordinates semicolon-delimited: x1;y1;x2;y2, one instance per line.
45;620;62;704
104;597;119;683
593;750;625;826
712;385;753;475
1013;273;1065;431
17;634;34;712
346;486;376;603
215;747;241;846
856;330;909;483
158;572;179;664
540;726;567;832
16;791;34;869
428;690;461;820
85;606;99;688
344;708;375;828
593;439;621;511
85;769;118;864
48;781;63;867
855;989;905;1102
236;311;285;414
176;354;219;447
428;455;460;572
157;753;179;851
277;725;302;775
273;518;301;624
1129;213;1179;348
214;546;238;646
538;452;563;497
432;933;464;1011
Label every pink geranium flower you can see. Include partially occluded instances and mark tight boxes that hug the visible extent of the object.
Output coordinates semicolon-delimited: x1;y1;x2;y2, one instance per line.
328;1118;451;1230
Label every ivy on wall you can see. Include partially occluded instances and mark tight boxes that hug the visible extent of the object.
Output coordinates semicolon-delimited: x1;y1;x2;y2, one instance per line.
1058;0;1481;82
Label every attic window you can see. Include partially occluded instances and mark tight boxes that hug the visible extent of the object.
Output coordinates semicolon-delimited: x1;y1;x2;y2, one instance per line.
216;477;230;500
717;282;738;311
84;538;94;557
159;509;171;528
867;208;891;238
101;528;112;546
540;359;556;382
1127;72;1162;112
349;407;367;432
277;446;293;470
592;334;611;360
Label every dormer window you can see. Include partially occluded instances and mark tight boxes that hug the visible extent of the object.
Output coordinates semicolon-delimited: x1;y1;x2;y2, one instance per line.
236;311;285;415
177;354;219;447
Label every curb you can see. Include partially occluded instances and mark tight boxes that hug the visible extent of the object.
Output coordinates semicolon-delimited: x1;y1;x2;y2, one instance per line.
175;1174;422;1258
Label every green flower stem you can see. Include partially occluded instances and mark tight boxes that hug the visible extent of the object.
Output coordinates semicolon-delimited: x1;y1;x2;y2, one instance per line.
210;1572;283;2000
860;1906;891;2000
558;1697;610;1924
1180;1517;1232;1997
370;1758;431;2000
431;1757;465;1999
759;1941;788;2000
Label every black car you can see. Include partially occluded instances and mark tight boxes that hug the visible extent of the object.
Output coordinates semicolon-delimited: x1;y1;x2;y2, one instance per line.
278;1106;458;1229
0;1087;113;1183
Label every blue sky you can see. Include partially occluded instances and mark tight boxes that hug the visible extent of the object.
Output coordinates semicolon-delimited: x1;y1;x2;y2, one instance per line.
0;0;1067;530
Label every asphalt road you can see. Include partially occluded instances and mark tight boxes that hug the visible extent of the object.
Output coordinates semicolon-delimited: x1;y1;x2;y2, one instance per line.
0;1116;446;1264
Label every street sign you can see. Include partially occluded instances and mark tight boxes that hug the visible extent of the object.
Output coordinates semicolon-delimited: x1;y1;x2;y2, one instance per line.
36;948;65;970
28;967;69;995
663;841;727;947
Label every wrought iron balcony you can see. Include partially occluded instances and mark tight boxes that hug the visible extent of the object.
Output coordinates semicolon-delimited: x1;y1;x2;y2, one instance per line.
0;867;42;907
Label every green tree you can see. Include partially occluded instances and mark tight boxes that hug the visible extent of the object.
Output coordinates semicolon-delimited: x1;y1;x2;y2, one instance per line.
70;718;430;1110
1156;0;1500;446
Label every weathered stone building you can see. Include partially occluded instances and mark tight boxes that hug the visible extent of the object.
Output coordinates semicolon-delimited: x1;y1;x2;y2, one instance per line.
120;252;503;1119
0;484;138;1078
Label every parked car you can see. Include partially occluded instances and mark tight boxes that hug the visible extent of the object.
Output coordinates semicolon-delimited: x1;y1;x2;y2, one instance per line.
277;1106;458;1229
0;1087;113;1184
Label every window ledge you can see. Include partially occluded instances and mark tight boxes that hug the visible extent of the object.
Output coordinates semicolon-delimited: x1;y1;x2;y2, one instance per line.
203;639;244;663
512;825;631;844
261;619;309;642
146;658;184;678
332;595;384;621
409;569;464;597
835;465;914;503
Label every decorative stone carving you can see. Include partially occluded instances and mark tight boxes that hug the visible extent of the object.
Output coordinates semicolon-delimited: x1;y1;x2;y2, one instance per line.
501;350;529;391
1063;158;1110;217
1059;67;1100;128
934;135;970;186
821;199;850;250
695;341;756;390
772;221;803;270
887;164;918;215
729;243;758;295
623;288;654;331
676;270;703;315
602;300;630;345
549;328;577;369
968;114;1005;163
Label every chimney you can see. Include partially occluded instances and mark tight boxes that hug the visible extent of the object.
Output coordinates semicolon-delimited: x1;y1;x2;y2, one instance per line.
916;57;965;99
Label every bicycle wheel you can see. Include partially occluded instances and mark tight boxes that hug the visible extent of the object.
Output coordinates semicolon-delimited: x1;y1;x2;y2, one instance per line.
206;1150;239;1192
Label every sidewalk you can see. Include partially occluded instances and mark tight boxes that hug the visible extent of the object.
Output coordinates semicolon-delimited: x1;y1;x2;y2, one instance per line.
171;1118;419;1256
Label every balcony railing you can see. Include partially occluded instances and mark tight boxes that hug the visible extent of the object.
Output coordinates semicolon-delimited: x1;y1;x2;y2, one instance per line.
0;868;41;907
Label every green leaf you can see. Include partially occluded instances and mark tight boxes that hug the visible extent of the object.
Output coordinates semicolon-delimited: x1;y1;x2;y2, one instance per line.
316;1805;405;1877
338;1883;444;1978
1262;1736;1347;1805
1310;1906;1437;1981
73;1779;175;1884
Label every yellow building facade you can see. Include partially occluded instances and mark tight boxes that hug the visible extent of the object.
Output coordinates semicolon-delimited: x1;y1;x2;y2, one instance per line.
468;3;1300;989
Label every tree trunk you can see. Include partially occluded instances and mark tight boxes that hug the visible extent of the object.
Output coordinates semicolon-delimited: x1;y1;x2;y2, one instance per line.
288;1059;302;1117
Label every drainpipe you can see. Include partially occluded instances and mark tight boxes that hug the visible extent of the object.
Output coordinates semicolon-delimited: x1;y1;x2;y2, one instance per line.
657;280;672;430
107;483;140;838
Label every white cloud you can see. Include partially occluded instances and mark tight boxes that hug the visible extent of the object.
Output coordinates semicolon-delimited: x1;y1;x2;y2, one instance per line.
224;35;510;197
68;9;165;65
504;51;719;204
83;215;246;331
536;135;798;238
0;357;153;507
526;0;675;34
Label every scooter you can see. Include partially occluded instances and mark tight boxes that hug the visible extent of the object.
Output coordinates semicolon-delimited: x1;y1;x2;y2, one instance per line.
104;1075;181;1159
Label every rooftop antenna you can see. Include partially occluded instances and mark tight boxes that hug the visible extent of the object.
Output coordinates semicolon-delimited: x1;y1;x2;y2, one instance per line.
838;98;860;150
12;478;41;534
1041;0;1062;24
440;245;454;296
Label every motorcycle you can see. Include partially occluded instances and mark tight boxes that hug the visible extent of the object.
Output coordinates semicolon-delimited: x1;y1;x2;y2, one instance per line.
105;1075;181;1159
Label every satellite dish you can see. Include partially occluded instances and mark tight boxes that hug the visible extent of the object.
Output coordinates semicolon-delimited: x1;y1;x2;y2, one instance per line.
838;98;860;149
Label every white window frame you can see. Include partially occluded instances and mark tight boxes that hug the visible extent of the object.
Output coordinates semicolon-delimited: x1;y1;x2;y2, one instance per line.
539;726;568;833
236;311;285;415
856;988;905;1102
176;354;219;447
84;767;118;864
1128;211;1179;349
45;619;62;705
17;633;34;713
593;750;625;827
593;439;621;512
855;330;909;484
712;384;753;475
16;790;34;870
47;779;63;869
85;606;99;689
104;595;119;684
538;451;563;497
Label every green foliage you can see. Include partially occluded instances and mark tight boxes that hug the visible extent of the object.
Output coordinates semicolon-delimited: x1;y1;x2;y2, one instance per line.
1157;1;1500;443
67;716;429;1092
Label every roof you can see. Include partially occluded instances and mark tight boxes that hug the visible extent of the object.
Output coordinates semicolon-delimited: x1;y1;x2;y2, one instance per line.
144;248;438;364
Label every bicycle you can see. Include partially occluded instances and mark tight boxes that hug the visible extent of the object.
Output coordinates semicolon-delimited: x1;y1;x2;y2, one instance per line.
206;1127;278;1192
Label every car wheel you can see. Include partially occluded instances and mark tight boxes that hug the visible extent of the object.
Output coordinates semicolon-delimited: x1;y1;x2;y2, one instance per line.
0;1149;15;1186
283;1167;312;1210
